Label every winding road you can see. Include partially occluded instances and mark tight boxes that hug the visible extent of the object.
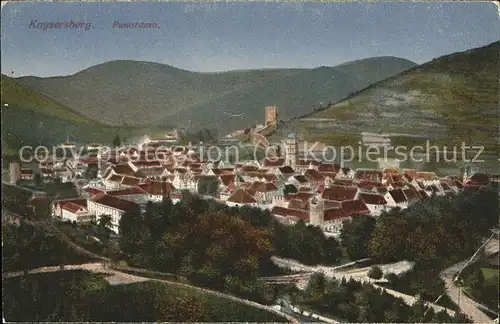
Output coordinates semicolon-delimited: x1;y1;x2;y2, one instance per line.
439;237;499;324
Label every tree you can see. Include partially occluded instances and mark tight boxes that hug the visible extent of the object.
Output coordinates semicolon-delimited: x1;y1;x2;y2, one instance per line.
84;165;98;179
197;176;219;196
367;266;383;280
112;135;121;147
369;214;410;262
307;272;326;299
384;272;398;284
98;214;113;231
340;214;376;260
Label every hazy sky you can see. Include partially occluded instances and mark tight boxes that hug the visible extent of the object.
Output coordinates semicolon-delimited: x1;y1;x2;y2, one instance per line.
1;1;499;77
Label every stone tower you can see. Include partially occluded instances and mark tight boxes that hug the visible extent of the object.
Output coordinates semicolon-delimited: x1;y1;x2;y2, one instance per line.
309;194;324;227
265;105;278;126
285;133;298;167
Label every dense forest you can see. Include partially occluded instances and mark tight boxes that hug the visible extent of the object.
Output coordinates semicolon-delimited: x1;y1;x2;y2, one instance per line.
2;223;95;272
118;192;341;302
290;272;472;323
3;184;497;322
2;271;287;322
339;185;499;308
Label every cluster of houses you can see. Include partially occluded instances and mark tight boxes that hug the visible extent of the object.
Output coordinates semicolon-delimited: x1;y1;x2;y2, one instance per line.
45;133;496;236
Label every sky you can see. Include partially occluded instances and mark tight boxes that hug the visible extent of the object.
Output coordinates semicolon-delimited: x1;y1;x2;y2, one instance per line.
1;1;499;77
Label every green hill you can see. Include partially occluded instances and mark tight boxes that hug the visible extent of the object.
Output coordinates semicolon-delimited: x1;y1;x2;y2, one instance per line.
1;75;170;158
15;57;416;133
292;41;500;152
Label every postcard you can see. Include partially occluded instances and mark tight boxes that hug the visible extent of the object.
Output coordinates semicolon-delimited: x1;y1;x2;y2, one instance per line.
2;1;499;323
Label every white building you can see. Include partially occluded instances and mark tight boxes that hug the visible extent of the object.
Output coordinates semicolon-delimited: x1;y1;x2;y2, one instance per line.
87;194;139;233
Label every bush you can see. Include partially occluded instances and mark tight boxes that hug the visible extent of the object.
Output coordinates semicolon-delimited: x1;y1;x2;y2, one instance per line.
368;266;383;280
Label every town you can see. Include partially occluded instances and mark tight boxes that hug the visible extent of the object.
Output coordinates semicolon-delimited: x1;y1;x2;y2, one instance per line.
2;1;499;323
4;110;499;323
7;106;495;236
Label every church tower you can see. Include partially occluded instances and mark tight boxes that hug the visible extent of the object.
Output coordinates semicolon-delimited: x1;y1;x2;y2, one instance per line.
309;194;324;227
285;133;298;167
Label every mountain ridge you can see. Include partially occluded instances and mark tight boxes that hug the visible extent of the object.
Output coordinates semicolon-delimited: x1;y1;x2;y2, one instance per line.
291;41;499;152
15;56;416;133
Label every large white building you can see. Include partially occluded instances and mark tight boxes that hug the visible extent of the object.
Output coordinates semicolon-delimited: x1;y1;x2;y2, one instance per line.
87;193;139;233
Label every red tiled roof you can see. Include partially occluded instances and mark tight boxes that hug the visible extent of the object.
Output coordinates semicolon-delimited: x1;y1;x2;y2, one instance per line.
288;198;308;210
211;168;223;176
220;174;236;186
84;187;105;196
249;181;265;191
227;188;257;204
324;200;342;209
293;175;309;184
263;157;285;167
320;171;337;179
57;198;87;208
359;193;387;205
322;185;358;201
323;208;347;221
112;164;136;176
354;170;383;182
264;173;277;182
333;179;355;186
318;163;338;172
21;169;34;175
342;199;370;215
296;192;314;202
92;194;139;212
403;187;420;200
357;181;385;189
284;192;314;203
415;171;438;181
241;165;260;172
255;182;278;193
108;174;123;183
295;159;310;166
440;182;452;191
391;181;405;188
61;202;87;213
271;206;309;220
138;181;175;196
389;189;407;203
107;186;147;196
403;169;417;181
382;167;400;175
133;160;162;168
418;190;429;199
304;169;325;181
79;157;99;165
121;176;141;186
324;199;370;221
